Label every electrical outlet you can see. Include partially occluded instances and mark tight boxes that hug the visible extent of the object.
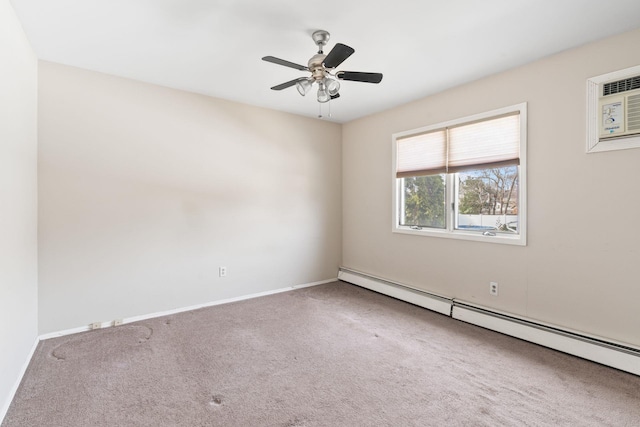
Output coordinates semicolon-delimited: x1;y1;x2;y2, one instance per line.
489;282;499;296
90;322;102;330
113;319;123;327
219;266;227;277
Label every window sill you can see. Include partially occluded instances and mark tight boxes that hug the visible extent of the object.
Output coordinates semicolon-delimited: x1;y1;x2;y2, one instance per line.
393;226;526;246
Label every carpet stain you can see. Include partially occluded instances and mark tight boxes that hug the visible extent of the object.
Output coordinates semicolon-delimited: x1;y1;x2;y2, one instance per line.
50;325;153;360
283;416;307;426
137;325;153;342
209;395;224;408
50;352;65;361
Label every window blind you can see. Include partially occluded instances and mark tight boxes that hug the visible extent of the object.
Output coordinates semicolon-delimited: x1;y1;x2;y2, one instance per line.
396;130;447;178
396;112;520;178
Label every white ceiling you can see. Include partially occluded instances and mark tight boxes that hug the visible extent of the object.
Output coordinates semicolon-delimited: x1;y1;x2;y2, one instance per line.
10;0;640;123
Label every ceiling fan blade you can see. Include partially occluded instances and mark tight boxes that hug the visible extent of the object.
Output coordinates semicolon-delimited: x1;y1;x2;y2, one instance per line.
336;71;383;84
323;43;355;69
270;78;305;91
330;93;340;100
262;56;308;71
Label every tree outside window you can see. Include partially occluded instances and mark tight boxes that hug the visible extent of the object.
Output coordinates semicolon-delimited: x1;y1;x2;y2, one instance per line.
400;175;445;228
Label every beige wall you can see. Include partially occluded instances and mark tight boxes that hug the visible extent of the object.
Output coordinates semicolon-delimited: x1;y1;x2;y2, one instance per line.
38;62;342;333
342;28;640;347
0;0;39;416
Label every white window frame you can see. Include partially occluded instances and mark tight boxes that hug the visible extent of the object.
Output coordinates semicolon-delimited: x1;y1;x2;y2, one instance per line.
391;103;527;246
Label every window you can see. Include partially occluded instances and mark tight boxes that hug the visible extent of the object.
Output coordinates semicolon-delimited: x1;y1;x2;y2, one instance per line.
392;103;527;245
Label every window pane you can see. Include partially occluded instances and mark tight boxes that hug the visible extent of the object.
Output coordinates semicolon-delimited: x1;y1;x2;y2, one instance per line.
399;175;446;229
456;166;519;233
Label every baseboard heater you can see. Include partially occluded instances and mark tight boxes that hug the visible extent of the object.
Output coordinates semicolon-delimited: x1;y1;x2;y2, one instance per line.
338;267;640;376
338;268;453;316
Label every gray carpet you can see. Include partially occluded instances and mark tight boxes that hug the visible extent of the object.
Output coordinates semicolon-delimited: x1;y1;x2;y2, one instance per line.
3;281;640;426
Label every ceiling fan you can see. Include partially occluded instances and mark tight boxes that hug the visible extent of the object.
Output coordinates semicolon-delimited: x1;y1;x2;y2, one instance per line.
262;30;383;104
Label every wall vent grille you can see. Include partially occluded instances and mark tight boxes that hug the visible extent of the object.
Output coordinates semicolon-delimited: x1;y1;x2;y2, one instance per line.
628;93;640;132
603;75;640;96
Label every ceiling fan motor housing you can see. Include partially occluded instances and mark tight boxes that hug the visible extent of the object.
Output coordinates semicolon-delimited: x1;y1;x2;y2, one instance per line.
308;54;327;80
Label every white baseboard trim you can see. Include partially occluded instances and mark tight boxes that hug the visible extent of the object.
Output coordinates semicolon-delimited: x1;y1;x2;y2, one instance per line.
338;267;640;376
39;325;93;340
39;277;337;341
338;267;452;316
1;336;40;424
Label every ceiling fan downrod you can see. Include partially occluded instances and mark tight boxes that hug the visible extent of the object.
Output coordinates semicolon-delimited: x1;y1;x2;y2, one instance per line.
312;30;330;54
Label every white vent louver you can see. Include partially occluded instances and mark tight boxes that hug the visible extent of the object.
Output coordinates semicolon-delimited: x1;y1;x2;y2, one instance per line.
602;76;640;95
599;74;640;139
628;93;640;132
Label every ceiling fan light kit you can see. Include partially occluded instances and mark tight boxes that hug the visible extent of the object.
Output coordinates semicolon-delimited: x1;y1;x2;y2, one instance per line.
262;30;383;111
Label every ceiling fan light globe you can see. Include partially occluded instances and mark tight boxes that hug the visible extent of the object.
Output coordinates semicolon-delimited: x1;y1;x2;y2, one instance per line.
325;78;340;96
317;87;330;103
296;79;313;96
